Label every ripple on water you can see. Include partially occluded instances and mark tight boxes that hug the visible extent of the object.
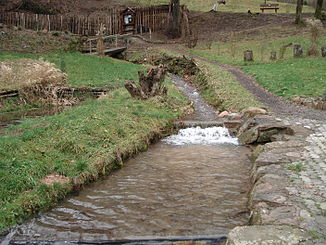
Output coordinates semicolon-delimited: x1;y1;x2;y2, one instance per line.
14;139;250;241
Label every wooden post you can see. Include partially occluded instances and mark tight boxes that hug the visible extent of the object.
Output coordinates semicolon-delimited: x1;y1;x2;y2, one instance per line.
293;44;303;57
47;15;50;31
244;50;254;61
270;51;277;60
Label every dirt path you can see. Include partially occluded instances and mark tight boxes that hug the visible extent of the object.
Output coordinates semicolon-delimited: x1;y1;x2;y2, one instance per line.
166;47;326;122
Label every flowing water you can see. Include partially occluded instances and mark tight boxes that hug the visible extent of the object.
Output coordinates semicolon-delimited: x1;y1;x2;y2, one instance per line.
10;75;251;242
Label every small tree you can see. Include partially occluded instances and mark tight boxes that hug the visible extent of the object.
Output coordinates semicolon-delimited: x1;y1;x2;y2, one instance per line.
314;0;324;19
307;18;322;56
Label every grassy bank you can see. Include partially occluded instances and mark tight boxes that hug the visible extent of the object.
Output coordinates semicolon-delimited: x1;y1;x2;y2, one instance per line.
185;32;326;66
242;58;326;98
184;30;326;98
138;47;263;111
0;52;144;89
194;60;263;111
0;51;189;232
0;86;189;232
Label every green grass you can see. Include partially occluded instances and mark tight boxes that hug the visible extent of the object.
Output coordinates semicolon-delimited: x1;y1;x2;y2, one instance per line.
153;47;263;111
0;85;189;232
243;57;326;98
0;52;144;89
183;30;326;98
130;0;315;13
184;33;326;66
194;60;263;111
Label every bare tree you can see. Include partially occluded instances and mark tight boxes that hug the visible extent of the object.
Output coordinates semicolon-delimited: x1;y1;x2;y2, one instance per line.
295;0;303;24
314;0;324;19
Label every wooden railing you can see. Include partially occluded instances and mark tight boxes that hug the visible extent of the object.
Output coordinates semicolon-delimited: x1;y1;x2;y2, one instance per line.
0;5;170;36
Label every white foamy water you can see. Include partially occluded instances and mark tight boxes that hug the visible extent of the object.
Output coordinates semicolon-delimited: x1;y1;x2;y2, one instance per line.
163;127;239;146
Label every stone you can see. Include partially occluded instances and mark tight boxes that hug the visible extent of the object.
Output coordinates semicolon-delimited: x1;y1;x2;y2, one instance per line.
249;174;289;206
238;123;292;145
244;50;254;62
270;51;277;60
242;107;267;118
321;46;326;58
228;113;242;120
255;150;302;166
293;44;303;57
218;110;229;118
237;118;256;136
263;206;301;226
263;140;308;150
226;225;309;245
320;202;326;210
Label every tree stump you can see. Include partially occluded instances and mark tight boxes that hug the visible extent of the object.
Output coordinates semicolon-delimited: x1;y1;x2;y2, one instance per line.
293;44;303;57
244;50;254;62
321;47;326;57
270;51;277;60
125;65;167;99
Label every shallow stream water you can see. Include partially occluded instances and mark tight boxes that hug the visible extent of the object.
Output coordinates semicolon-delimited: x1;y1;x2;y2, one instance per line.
14;139;250;241
11;75;251;242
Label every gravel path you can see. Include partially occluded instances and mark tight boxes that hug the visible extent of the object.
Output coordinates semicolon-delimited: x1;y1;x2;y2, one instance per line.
169;47;326;122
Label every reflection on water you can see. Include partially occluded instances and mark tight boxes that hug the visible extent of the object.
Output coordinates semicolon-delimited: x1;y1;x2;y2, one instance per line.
14;141;250;241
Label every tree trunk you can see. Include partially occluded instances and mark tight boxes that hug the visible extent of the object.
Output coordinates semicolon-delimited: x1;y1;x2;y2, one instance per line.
295;0;303;24
314;0;324;19
167;0;181;39
125;65;167;99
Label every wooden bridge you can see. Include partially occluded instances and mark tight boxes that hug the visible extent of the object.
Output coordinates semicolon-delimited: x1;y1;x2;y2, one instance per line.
83;34;131;57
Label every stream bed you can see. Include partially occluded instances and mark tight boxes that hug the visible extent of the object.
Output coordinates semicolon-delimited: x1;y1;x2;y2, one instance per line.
10;75;251;242
13;134;250;241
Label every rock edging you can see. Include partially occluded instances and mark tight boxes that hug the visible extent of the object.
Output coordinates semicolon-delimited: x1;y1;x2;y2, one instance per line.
227;113;325;244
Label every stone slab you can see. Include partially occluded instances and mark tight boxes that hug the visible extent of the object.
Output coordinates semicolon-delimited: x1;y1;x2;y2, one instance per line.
226;225;309;245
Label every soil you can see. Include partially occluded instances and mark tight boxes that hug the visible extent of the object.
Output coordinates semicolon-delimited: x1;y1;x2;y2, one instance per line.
188;11;302;41
40;174;70;185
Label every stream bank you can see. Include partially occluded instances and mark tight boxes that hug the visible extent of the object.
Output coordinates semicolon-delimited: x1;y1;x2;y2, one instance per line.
7;74;252;242
0;85;190;234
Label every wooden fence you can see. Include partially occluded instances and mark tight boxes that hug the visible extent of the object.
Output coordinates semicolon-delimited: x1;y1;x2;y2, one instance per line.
0;5;170;36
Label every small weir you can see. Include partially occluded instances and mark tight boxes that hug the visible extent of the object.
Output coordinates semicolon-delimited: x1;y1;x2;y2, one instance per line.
10;75;251;243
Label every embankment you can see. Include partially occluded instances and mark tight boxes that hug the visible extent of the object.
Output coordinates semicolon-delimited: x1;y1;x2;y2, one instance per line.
0;86;190;233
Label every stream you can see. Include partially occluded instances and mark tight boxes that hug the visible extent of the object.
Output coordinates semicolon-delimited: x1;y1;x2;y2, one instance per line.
11;75;251;242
